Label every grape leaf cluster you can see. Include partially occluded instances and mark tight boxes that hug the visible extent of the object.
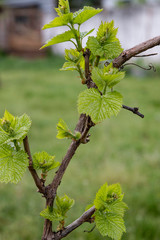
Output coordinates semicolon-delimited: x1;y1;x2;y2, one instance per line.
0;110;31;183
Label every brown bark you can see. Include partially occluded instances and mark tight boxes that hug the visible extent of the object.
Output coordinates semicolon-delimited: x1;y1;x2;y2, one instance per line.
52;206;95;240
23;136;45;195
112;36;160;68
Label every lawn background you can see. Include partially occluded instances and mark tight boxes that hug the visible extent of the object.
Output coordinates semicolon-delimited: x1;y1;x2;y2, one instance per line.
0;56;160;240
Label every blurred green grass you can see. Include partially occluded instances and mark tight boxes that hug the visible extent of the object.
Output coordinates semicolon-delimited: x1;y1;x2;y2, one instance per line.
0;56;160;240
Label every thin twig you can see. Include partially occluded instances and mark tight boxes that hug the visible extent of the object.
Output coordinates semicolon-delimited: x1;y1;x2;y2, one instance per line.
134;53;158;57
23;136;45;194
122;105;144;118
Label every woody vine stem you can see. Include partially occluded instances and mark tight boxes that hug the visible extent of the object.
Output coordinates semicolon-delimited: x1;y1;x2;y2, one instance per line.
23;35;160;240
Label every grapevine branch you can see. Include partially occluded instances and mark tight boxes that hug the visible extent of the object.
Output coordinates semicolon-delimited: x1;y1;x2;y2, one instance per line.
23;136;45;194
52;206;95;240
37;35;160;239
112;35;160;68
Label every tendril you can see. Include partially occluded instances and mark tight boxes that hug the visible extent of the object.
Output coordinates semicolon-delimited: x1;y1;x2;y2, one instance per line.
120;62;156;72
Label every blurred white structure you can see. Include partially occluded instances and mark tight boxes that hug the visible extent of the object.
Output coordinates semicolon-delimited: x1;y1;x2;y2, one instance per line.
0;0;159;60
41;0;160;61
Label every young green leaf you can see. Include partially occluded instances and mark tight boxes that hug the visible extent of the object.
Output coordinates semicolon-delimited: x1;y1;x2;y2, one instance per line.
0;111;31;146
55;0;70;16
40;194;74;222
103;42;123;59
78;89;123;123
73;6;102;25
91;67;105;92
56;119;81;140
92;65;125;91
86;37;103;56
42;13;73;29
33;151;60;172
97;21;118;44
60;61;78;71
13;113;32;140
2;110;16;127
56;194;75;217
103;64;125;88
107;200;128;217
61;49;84;72
94;182;109;210
95;210;126;240
94;183;125;211
87;21;123;59
64;48;82;63
0;144;28;184
94;183;128;239
0;125;12;146
41;30;76;49
87;36;122;59
40;206;64;222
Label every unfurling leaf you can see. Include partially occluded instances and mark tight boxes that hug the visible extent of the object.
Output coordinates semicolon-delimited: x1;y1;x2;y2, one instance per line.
97;20;119;43
92;64;125;92
94;183;128;240
87;21;123;59
56;119;81;140
41;30;76;49
40;194;75;222
55;0;70;15
73;6;102;25
56;194;75;217
61;49;84;72
78;89;123;123
87;36;122;59
0;110;31;146
94;183;124;210
33;151;60;172
65;48;82;63
0;144;28;183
